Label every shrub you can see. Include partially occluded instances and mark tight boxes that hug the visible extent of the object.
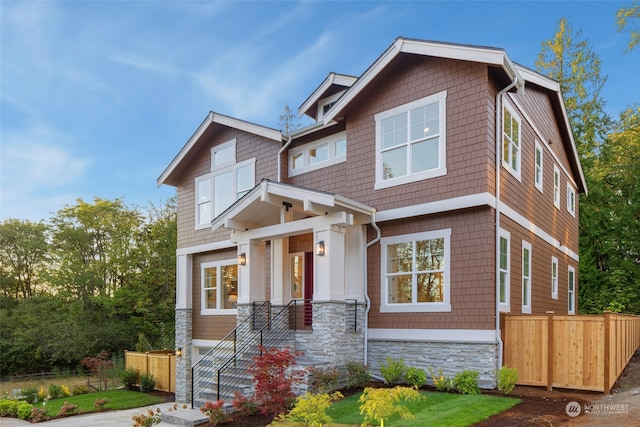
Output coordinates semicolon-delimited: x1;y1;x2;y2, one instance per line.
30;407;49;423
406;367;427;389
22;386;39;403
278;391;343;426
16;401;34;420
380;356;407;385
121;367;140;390
427;367;453;392
453;370;480;395
94;397;109;410
248;345;303;416
58;401;79;416
132;408;161;427
140;373;156;393
344;360;371;389
37;386;46;401
232;392;258;416
358;386;423;427
0;399;19;416
71;384;90;395
496;366;519;395
310;365;341;393
48;384;63;399
200;400;229;425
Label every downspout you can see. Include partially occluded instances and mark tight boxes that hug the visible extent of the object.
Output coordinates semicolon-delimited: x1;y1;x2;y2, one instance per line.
277;135;293;182
495;77;520;371
364;210;381;366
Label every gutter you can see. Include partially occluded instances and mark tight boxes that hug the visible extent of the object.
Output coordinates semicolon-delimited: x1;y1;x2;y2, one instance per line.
364;210;381;366
277;136;293;182
495;76;522;371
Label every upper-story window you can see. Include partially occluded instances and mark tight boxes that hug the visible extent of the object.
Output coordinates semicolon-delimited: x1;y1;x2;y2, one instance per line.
380;229;451;313
553;165;561;209
288;131;347;177
534;141;543;192
201;260;238;314
499;229;511;312
374;91;447;190
502;103;521;180
566;183;576;217
195;139;255;228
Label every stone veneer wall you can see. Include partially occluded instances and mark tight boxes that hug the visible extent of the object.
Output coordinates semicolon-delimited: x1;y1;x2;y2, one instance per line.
175;308;193;404
367;340;498;388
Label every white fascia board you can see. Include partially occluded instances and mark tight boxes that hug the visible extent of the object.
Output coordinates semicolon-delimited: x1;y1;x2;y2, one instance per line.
554;92;588;194
158;112;214;186
264;181;336;208
211;113;283;141
298;73;358;118
368;328;497;344
375;192;495;222
176;239;235;256
514;64;559;92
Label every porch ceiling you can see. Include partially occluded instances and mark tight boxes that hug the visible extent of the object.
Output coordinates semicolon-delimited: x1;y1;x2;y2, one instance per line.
211;179;374;233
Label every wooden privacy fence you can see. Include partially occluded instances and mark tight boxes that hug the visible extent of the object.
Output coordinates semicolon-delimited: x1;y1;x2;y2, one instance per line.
124;350;176;393
502;311;640;394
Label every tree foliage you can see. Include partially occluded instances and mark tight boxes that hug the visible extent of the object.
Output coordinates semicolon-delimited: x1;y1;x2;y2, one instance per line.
617;1;640;52
0;196;177;376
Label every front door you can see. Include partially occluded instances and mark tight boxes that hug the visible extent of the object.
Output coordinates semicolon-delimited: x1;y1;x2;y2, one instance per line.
290;252;313;327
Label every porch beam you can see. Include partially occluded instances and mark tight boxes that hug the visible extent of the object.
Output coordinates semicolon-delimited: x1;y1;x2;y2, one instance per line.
230;211;353;243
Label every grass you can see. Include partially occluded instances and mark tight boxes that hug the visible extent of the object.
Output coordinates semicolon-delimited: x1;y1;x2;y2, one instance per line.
325;390;521;427
33;390;166;416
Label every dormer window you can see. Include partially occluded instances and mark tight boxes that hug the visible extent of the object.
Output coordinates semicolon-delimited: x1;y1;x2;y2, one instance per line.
317;92;344;120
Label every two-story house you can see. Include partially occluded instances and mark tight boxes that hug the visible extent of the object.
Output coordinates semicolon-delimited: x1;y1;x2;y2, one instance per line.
158;37;586;405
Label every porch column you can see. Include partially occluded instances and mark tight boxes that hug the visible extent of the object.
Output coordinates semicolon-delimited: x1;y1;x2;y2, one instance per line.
313;225;346;301
237;240;266;304
175;254;192;404
270;238;289;305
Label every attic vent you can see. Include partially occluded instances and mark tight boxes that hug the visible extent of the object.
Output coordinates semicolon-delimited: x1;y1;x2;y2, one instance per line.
322;101;337;115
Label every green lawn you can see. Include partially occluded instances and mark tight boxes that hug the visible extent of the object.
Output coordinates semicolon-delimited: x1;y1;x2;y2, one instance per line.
326;391;521;427
34;390;166;416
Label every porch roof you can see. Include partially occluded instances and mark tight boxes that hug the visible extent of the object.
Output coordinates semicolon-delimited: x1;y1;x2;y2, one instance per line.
211;179;375;233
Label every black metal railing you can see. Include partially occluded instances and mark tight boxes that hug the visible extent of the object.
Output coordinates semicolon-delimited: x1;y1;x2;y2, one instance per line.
345;299;359;331
191;300;298;407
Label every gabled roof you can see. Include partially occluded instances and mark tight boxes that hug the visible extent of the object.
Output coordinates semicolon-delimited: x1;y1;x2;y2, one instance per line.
298;72;357;120
157;112;284;187
211;179;374;233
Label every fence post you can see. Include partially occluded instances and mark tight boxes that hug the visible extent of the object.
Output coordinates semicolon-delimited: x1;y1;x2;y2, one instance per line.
604;311;612;395
546;311;554;392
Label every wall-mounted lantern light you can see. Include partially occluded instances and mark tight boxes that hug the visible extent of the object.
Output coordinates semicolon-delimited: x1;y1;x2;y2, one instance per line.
175;347;183;358
238;252;247;266
315;241;325;256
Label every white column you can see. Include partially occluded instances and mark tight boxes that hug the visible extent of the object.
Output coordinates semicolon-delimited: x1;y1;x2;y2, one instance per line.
237;240;266;304
345;225;366;301
270;238;289;305
176;254;192;309
314;225;346;301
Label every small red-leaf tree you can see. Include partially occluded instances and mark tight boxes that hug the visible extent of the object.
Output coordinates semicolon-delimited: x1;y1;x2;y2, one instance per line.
81;350;114;390
245;345;304;417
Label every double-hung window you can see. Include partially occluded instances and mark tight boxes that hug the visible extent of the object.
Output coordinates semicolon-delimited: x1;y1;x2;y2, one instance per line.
502;103;521;180
195;139;255;228
566;184;576;217
521;241;532;314
289;131;347;176
534;141;543;192
380;229;451;313
201;260;238;314
374;91;447;189
551;256;558;300
568;266;575;314
553;165;561;209
499;229;510;312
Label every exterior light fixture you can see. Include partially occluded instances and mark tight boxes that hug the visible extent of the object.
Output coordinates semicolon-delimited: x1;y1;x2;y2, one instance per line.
175;347;183;357
315;241;325;256
238;252;247;266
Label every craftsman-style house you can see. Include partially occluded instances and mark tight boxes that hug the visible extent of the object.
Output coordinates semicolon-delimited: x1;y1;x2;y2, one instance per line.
158;37;586;404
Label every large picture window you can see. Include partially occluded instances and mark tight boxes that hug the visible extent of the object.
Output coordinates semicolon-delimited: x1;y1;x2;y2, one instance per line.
502;103;521;180
380;229;451;313
201;260;238;314
195;139;255;228
375;91;447;189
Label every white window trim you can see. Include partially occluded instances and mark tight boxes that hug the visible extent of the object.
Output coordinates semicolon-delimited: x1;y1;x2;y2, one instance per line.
521;240;532;314
201;260;238;315
551;256;559;300
498;228;511;312
502;102;521;181
288;131;347;177
534;140;543;193
195;173;213;228
566;183;576;217
374;91;447;190
568;265;576;315
553;165;561;209
380;229;451;313
211;139;236;170
317;92;344;120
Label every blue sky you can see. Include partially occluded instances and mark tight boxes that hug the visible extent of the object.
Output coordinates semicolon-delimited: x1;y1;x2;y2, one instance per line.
1;1;637;222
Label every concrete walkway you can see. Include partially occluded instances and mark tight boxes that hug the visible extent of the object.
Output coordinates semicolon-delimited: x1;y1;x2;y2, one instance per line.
0;402;202;427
